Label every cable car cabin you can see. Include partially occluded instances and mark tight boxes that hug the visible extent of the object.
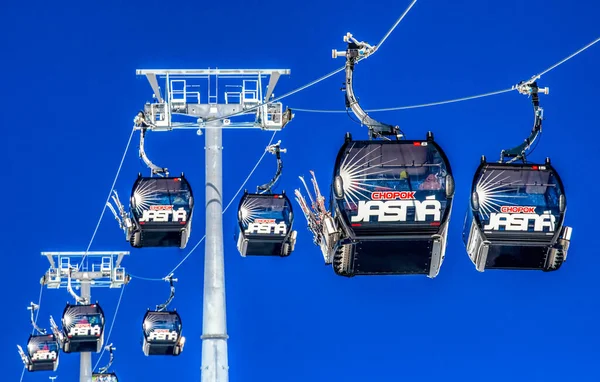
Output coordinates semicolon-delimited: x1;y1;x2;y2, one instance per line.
23;334;60;372
142;310;185;356
92;373;118;382
330;132;455;278
235;191;298;257
61;303;105;353
462;157;572;272
129;174;194;249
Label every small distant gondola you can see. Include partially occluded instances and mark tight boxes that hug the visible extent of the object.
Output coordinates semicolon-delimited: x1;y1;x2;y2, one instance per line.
128;174;194;248
295;33;455;278
142;310;185;356
107;114;194;249
18;334;60;372
235;140;298;257
141;275;185;356
17;302;60;372
463;157;571;271
462;81;572;272
92;373;118;382
60;303;105;353
236;191;297;257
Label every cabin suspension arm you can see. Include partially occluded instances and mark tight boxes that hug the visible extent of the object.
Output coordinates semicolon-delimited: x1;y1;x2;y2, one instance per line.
258;140;286;194
28;302;46;335
98;344;116;374
67;267;88;304
156;274;177;312
500;81;549;163
333;33;402;139
135;111;169;176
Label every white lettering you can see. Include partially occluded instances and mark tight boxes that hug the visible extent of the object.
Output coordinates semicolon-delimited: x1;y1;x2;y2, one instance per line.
483;213;555;232
148;330;178;342
139;207;188;223
31;351;57;361
68;325;101;337
351;200;442;223
245;222;288;235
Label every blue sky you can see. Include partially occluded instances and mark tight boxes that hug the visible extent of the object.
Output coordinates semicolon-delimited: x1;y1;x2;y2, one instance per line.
4;0;600;381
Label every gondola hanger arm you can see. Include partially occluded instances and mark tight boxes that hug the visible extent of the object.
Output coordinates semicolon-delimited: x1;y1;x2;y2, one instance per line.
66;267;88;305
258;141;286;194
28;302;46;335
156;274;177;312
501;80;548;163
333;32;403;139
136;111;169;177
98;344;116;374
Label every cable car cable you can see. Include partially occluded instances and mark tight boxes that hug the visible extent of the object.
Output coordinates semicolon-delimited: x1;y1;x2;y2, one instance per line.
78;126;137;270
198;0;418;125
92;285;126;372
82;0;418;277
97;344;116;374
291;35;600;114
376;0;418;53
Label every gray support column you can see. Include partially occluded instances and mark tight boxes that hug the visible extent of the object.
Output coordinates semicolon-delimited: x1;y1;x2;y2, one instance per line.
79;281;92;382
201;120;229;382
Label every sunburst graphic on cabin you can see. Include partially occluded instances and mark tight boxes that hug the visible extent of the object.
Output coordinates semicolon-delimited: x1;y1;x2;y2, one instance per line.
133;181;164;215
239;197;262;227
143;313;178;340
476;170;527;218
338;143;396;207
62;308;80;331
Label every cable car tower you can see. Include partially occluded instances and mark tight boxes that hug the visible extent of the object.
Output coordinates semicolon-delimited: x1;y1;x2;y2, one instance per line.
135;68;293;382
39;251;130;382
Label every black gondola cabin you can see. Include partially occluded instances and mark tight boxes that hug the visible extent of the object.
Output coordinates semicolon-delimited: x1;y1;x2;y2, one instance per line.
462;157;572;272
142;310;185;356
129;174;194;248
24;334;60;372
236;191;297;257
61;303;105;353
330;132;455;277
92;373;118;382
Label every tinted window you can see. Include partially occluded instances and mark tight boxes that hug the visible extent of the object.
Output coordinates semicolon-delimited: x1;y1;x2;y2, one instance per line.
239;195;291;236
131;178;193;225
335;141;450;228
474;167;562;233
143;313;182;333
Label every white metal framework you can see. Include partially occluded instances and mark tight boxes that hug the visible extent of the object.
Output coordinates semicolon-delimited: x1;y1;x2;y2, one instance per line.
134;67;293;382
40;251;130;382
136;68;294;133
40;251;130;290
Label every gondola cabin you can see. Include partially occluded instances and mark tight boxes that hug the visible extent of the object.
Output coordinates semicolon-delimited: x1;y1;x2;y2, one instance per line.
61;303;105;353
142;310;185;356
236;191;297;257
129;174;194;248
92;373;119;382
330;132;454;277
462;157;572;272
23;334;60;371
